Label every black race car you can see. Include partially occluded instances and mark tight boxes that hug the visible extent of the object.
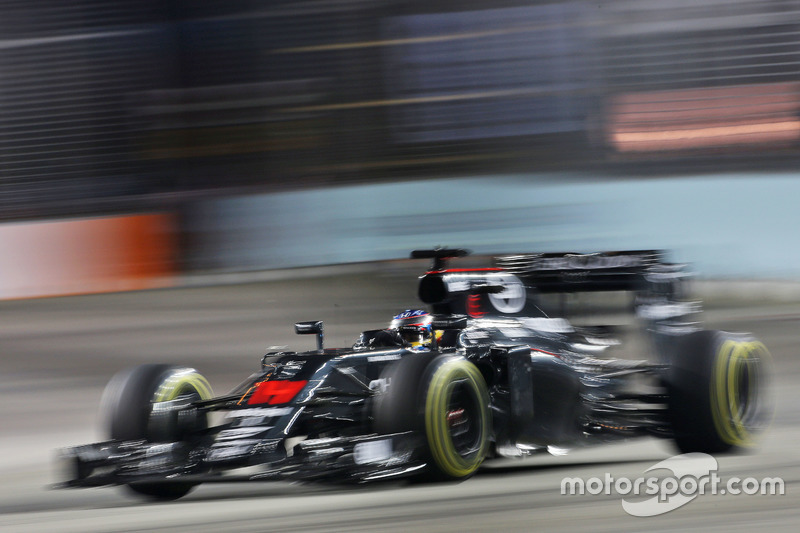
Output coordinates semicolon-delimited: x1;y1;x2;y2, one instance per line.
58;249;772;500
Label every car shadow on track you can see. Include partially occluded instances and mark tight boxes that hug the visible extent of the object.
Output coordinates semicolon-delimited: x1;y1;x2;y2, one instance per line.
476;457;662;478
175;457;664;504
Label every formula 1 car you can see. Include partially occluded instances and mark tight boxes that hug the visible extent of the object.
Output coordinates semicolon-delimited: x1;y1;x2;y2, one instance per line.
58;249;773;500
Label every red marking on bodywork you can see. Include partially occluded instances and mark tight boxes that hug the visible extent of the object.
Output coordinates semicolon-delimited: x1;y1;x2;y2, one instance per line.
531;348;561;359
467;294;485;318
247;380;308;405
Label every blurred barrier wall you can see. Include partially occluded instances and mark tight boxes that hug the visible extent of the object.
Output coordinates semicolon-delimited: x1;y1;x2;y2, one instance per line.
0;214;175;299
186;173;800;279
3;0;800;295
1;175;796;301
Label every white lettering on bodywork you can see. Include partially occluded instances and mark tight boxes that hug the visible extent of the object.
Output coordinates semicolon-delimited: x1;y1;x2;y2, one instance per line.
354;439;393;464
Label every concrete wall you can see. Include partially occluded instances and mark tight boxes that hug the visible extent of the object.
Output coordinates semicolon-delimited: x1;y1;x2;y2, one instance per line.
1;174;795;300
187;174;799;279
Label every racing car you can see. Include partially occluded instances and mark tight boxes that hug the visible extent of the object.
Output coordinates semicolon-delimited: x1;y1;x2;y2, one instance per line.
58;249;773;500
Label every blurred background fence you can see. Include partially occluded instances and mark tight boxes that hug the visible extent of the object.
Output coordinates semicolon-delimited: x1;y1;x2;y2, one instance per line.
2;0;800;221
2;0;800;298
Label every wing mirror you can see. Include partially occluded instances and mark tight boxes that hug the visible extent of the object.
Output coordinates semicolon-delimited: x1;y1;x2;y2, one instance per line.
295;321;324;351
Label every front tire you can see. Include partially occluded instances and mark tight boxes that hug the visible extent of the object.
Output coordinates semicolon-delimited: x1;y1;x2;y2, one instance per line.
666;331;773;454
374;353;491;480
100;364;213;500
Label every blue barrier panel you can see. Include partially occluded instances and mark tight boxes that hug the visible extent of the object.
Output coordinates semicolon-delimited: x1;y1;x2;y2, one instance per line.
187;174;800;278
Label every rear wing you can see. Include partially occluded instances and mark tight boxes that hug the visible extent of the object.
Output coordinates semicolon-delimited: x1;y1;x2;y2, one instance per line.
411;248;690;318
494;250;688;297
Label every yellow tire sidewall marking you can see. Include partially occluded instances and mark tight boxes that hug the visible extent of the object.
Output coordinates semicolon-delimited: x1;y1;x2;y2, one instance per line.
424;359;489;478
153;368;214;402
711;340;768;447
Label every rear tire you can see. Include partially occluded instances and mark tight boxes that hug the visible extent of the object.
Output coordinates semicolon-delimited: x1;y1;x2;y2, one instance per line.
374;353;491;481
100;364;213;500
666;331;773;454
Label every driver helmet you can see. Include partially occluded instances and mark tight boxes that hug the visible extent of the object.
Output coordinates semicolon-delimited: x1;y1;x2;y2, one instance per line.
390;309;433;348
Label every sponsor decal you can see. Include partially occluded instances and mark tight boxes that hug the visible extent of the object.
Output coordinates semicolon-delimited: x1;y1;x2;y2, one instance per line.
367;353;402;363
216;427;273;441
353;439;393;465
393;310;429;320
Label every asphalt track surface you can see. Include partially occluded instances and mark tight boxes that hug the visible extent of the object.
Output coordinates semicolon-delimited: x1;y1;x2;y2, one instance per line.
1;270;799;532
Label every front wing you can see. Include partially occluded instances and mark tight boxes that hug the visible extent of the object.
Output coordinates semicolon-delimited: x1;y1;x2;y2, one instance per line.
58;431;425;488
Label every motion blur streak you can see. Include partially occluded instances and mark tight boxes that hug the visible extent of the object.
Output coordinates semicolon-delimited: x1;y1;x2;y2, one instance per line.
3;0;800;223
612;121;800;151
608;83;800;151
0;214;175;299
